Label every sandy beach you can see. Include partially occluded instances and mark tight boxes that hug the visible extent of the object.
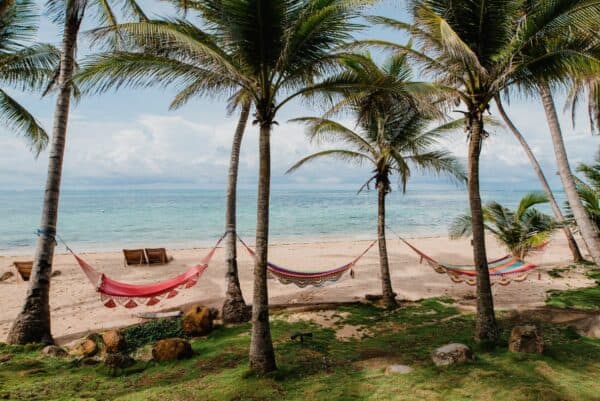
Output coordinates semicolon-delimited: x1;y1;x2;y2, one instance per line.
0;234;594;344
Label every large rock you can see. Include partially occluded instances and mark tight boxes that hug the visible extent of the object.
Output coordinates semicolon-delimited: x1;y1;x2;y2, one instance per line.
432;343;475;367
42;345;67;358
69;339;98;357
102;330;126;353
508;325;544;354
182;304;218;336
152;338;193;362
573;316;600;339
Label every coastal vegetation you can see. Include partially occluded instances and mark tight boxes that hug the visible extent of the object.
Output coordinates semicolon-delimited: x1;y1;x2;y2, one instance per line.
1;0;599;398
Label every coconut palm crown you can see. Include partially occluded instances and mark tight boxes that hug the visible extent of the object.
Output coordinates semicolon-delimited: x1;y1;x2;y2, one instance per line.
0;0;60;155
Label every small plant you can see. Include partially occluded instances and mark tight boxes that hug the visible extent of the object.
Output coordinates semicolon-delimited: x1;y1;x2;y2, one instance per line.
122;318;185;351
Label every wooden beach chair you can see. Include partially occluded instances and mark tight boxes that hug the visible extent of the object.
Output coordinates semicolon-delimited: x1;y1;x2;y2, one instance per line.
13;261;33;281
123;249;148;266
144;248;172;265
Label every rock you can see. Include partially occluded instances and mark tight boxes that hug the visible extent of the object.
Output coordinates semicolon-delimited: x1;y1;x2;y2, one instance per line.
182;304;219;336
0;354;13;363
42;345;67;358
385;364;413;374
432;343;475;367
104;353;135;369
508;325;544;354
102;330;126;353
69;338;98;357
0;271;14;282
152;338;193;362
573;316;600;339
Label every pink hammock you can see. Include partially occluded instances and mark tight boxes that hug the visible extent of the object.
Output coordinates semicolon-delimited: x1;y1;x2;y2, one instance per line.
74;237;223;308
238;236;377;288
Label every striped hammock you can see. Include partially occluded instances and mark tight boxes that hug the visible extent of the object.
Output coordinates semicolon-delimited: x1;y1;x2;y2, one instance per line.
238;237;377;288
399;237;541;286
74;236;223;308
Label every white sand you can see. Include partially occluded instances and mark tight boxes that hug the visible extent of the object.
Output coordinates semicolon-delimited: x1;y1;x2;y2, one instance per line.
0;234;594;344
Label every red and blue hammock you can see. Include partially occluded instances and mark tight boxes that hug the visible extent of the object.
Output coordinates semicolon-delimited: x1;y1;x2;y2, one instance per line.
398;237;541;286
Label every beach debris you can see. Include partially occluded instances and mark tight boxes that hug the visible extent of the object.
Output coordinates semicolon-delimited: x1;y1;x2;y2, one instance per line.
182;304;218;336
152;338;193;361
102;330;126;354
69;338;98;358
432;343;475;367
136;311;182;320
41;345;67;358
571;316;600;339
50;270;61;277
0;271;14;282
17;368;45;376
508;325;544;354
385;364;413;374
79;356;102;366
0;354;13;363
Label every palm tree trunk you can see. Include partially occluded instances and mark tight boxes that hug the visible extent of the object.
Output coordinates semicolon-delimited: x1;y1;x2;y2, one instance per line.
495;97;584;262
249;123;276;373
539;81;600;266
377;184;396;308
468;113;498;343
7;10;80;345
222;103;251;324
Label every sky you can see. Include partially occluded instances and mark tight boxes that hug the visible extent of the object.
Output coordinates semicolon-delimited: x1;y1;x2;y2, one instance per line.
1;0;598;192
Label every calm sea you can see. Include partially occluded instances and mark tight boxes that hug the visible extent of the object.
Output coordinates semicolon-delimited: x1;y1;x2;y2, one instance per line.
0;187;563;255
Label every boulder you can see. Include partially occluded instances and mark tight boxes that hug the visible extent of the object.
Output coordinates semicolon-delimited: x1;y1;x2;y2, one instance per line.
432;343;475;367
0;271;14;282
182;304;218;336
385;364;413;374
104;353;135;369
508;325;544;354
69;338;98;357
42;345;67;358
573;316;600;339
152;338;193;362
102;330;126;354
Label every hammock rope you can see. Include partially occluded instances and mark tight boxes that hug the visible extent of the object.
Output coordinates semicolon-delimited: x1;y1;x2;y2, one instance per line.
58;233;225;308
385;226;541;286
237;235;377;288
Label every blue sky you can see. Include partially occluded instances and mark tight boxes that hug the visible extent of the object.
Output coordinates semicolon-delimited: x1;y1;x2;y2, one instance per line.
1;0;598;191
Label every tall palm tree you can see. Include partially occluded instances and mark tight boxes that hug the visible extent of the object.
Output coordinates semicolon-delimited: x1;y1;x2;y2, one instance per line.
450;192;556;259
0;0;59;155
365;0;600;342
7;0;146;345
78;0;373;373
288;54;465;308
288;110;465;309
495;97;584;262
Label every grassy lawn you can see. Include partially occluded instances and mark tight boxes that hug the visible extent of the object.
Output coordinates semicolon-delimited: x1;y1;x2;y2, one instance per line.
0;298;599;401
546;270;600;311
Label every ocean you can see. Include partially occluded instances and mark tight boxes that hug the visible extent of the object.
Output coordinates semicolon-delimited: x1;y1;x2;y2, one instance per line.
0;187;563;255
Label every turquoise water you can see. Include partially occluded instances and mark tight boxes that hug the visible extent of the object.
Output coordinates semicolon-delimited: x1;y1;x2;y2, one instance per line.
0;188;563;255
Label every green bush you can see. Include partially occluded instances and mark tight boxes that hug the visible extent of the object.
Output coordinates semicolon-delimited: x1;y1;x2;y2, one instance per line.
122;318;185;351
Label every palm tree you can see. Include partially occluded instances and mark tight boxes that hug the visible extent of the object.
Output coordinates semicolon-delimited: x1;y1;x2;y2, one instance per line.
287;54;465;308
495;97;584;262
565;153;600;231
365;0;600;342
450;193;556;259
77;0;372;373
0;0;59;155
288;110;465;308
7;0;146;345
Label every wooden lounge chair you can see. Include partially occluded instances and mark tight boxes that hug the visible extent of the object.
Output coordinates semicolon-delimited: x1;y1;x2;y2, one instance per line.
145;248;172;265
123;249;148;266
13;261;33;281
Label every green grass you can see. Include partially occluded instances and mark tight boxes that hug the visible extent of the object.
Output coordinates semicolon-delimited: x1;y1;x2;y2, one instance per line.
0;299;599;401
546;270;600;311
